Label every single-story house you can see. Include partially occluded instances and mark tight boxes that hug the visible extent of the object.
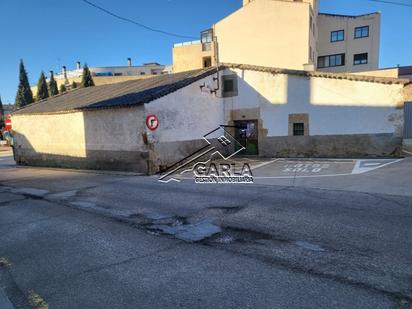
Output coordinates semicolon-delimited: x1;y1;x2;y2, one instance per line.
11;64;410;174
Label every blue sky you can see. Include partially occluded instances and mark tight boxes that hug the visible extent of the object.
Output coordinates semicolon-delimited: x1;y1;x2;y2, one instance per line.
0;0;411;104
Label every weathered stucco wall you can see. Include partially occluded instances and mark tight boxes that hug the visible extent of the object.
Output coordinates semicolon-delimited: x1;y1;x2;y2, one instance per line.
222;68;405;156
146;74;224;167
11;68;407;175
12;106;149;172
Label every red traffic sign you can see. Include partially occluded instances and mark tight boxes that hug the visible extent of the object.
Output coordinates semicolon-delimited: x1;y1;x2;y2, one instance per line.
5;118;11;130
146;114;159;131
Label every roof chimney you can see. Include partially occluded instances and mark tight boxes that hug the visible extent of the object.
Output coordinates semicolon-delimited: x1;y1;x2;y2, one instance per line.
76;61;81;70
127;58;132;67
62;66;68;81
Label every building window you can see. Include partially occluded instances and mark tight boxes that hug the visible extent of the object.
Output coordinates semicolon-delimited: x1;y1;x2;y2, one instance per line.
354;26;369;39
201;29;213;51
354;53;368;65
331;30;344;42
222;75;238;97
289;114;309;136
201;29;213;43
317;53;345;68
293;123;305;136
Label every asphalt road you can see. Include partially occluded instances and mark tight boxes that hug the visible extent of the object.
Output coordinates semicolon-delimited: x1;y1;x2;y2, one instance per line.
0;150;411;309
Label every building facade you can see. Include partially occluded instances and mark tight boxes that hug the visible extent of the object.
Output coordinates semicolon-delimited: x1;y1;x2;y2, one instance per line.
56;60;171;80
317;13;380;72
31;60;172;97
11;65;410;174
172;0;380;74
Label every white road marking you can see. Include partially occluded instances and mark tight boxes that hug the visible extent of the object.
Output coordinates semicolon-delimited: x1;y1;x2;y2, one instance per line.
352;159;403;175
252;159;281;170
255;158;403;179
403;149;412;156
362;162;381;167
254;173;353;179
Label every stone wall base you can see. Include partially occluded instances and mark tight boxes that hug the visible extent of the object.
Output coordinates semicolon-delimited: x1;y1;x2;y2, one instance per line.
14;148;149;174
259;134;402;158
12;134;402;175
403;139;412;156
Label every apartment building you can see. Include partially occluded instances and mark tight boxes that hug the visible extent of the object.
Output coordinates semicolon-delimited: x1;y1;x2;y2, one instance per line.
31;59;172;97
172;0;380;73
317;13;380;72
56;59;170;81
174;0;318;72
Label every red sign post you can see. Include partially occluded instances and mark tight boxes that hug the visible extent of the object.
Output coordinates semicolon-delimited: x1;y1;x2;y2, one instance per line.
5;118;11;131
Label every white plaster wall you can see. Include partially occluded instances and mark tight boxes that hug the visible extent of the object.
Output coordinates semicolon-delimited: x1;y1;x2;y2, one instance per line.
12;112;88;157
225;69;404;136
82;107;146;151
12;106;146;157
145;75;224;142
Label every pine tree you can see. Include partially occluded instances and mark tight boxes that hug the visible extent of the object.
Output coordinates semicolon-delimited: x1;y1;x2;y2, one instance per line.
0;96;4;129
49;71;59;96
81;65;95;88
59;84;67;94
15;60;34;108
71;81;78;89
36;71;49;101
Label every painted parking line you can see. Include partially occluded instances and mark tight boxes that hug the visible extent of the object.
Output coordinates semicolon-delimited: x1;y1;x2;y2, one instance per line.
352;159;403;174
250;159;281;170
253;158;403;179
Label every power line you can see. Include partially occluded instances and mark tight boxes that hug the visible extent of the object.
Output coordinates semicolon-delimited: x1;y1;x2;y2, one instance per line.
368;0;412;7
80;0;198;39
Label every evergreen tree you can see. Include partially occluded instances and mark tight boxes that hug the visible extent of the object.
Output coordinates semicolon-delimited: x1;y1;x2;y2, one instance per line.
36;71;49;101
0;96;4;129
49;71;59;96
15;59;34;108
71;81;78;89
81;65;95;88
59;84;67;94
